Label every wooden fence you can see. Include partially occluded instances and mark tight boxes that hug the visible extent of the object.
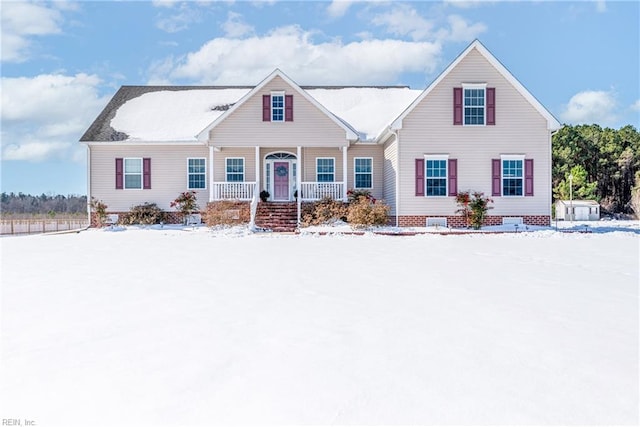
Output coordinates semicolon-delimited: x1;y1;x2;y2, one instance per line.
0;219;90;235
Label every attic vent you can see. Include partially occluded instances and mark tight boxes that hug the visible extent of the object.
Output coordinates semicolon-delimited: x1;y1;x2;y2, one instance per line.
211;103;235;111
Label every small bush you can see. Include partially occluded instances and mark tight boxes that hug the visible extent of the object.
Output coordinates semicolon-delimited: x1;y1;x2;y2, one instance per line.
170;191;199;224
123;202;166;225
455;191;493;229
300;196;348;226
347;197;390;228
89;198;108;227
204;201;250;226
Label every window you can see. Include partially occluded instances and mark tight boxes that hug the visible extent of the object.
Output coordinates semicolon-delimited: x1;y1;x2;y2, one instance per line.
354;158;372;188
502;157;523;196
271;92;284;122
226;158;244;182
316;158;335;182
124;158;142;189
188;158;206;189
464;85;485;125
425;158;447;196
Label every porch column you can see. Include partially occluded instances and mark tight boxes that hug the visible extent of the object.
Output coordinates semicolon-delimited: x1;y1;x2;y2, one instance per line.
255;146;260;195
342;145;348;202
297;146;302;225
209;146;214;202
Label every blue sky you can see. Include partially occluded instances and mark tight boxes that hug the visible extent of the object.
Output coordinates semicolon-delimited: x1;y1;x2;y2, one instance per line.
1;0;638;196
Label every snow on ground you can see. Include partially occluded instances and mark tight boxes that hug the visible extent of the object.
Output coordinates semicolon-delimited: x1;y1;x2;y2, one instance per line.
1;222;638;426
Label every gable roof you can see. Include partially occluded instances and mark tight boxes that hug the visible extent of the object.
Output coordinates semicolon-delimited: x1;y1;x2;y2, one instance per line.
196;69;360;141
387;39;562;136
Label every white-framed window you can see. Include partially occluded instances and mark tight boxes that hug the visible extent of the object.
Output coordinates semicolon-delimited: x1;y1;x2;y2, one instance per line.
354;157;372;189
124;158;142;189
187;158;206;189
271;92;284;122
226;157;244;182
501;155;524;196
316;158;335;182
425;155;448;197
463;84;486;126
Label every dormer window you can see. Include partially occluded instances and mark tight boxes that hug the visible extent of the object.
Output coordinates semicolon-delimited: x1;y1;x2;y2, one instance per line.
262;92;293;122
271;92;285;122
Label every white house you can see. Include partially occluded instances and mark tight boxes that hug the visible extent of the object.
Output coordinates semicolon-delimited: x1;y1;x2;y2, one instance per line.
555;200;600;221
80;40;562;230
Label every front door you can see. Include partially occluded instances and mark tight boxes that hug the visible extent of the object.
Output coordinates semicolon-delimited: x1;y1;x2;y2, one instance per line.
273;162;289;201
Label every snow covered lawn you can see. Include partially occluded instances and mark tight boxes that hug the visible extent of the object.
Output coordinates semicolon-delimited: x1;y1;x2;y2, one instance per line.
1;224;638;425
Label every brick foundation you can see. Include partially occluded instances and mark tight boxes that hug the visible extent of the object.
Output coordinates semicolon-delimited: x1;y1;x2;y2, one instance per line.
395;215;551;228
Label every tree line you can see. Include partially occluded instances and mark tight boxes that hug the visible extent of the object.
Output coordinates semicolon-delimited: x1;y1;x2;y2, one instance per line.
1;192;87;216
552;124;639;216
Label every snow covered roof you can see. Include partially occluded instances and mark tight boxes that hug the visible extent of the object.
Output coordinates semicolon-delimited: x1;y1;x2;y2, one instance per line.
556;200;600;207
81;84;421;143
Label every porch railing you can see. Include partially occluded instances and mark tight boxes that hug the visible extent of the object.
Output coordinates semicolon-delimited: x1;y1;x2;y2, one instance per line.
212;182;257;200
300;182;345;201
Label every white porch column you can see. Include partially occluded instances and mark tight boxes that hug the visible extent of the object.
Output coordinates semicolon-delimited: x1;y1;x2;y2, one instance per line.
209;146;214;202
342;145;348;202
255;146;261;194
297;146;302;225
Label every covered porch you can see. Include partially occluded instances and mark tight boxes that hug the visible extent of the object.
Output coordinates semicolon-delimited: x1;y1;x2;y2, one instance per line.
208;145;350;204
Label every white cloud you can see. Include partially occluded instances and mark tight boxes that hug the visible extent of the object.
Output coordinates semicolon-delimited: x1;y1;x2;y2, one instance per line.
631;99;640;111
151;0;181;8
443;0;496;8
371;6;486;43
595;0;607;13
1;73;109;162
222;12;254;38
371;4;434;41
327;0;355;18
1;1;64;62
155;3;202;33
438;15;487;42
148;25;441;86
560;90;618;125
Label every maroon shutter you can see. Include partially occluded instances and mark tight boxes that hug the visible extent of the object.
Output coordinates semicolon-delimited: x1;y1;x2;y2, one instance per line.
285;94;293;122
453;87;463;125
115;158;123;190
525;158;534;196
262;95;271;121
491;159;501;196
143;158;151;189
415;158;425;196
486;87;495;125
448;159;458;196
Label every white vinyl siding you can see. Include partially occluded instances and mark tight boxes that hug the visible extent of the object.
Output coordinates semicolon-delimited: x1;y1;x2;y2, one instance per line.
90;145;209;212
210;76;349;148
397;47;551;217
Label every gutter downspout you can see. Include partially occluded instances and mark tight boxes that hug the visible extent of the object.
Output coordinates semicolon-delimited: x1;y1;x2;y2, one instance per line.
389;128;400;227
86;145;91;226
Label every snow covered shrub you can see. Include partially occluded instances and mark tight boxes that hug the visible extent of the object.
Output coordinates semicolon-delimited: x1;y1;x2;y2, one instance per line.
89;198;108;227
300;196;348;226
455;191;493;229
346;197;390;228
204;201;250;226
123;203;166;225
170;191;199;224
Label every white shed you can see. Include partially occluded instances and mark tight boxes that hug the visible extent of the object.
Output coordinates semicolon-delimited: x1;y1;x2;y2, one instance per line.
555;200;600;221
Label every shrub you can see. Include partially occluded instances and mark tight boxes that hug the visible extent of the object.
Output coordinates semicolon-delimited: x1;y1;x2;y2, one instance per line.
300;196;348;226
204;201;251;226
89;198;108;227
123;202;166;225
455;191;493;229
347;188;375;203
170;191;199;224
347;197;390;228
